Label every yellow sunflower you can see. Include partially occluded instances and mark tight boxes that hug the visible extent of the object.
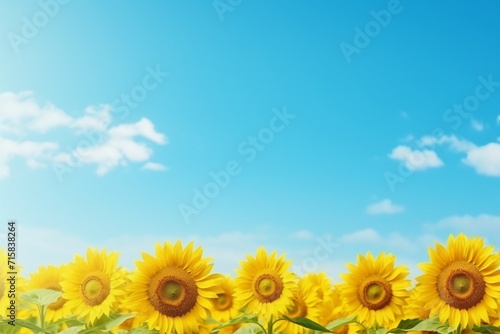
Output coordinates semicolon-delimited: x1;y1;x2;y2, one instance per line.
319;283;344;326
127;241;221;334
25;264;71;322
416;234;500;329
340;252;410;329
209;275;241;323
60;248;127;325
404;285;430;321
234;247;297;323
275;276;323;334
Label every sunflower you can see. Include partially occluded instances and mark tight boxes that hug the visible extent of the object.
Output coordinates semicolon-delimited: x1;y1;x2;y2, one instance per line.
275;276;323;334
25;264;71;322
127;241;221;334
300;272;342;326
416;234;500;329
404;285;430;321
234;247;297;323
60;248;127;325
209;275;241;323
319;284;344;326
340;252;410;329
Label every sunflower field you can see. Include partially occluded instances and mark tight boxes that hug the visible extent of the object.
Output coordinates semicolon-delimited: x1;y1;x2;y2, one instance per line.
2;233;500;334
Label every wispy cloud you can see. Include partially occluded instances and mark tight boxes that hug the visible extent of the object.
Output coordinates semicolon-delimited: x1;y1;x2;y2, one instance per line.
142;162;168;172
288;230;315;240
418;134;500;177
339;228;381;243
388;145;443;171
0;91;167;179
463;143;500;176
433;214;500;234
366;199;405;215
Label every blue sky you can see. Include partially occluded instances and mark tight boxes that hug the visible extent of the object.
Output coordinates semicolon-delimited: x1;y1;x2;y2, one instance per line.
0;1;499;281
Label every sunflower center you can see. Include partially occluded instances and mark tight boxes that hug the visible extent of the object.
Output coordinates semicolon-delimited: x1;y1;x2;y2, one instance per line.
358;277;393;310
253;271;284;303
162;281;184;302
287;298;307;318
148;266;198;317
0;281;4;299
437;261;485;309
81;274;110;306
213;293;233;311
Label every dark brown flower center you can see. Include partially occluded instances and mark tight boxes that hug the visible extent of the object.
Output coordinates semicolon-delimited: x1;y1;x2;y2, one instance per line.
148;267;198;317
213;293;233;311
253;271;284;303
358;277;393;310
437;261;485;309
81;273;110;306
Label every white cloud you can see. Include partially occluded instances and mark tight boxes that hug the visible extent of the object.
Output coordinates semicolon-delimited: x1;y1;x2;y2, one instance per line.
71;105;112;132
401;134;415;142
289;230;315;240
0;91;72;133
389;145;443;171
0;91;167;179
366;199;405;215
142;162;168;172
413;134;500;177
108;118;166;145
419;135;475;152
462;143;500;176
0;138;59;178
61;118;167;176
471;119;484;131
428;215;500;246
339;228;381;243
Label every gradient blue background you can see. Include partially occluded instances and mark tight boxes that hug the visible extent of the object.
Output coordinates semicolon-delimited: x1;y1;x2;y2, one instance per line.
0;0;499;279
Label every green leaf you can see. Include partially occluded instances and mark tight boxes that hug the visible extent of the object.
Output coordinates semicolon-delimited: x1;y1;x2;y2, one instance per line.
233;324;266;334
126;325;160;334
0;320;22;334
281;315;332;332
58;326;85;334
391;317;454;334
19;289;62;307
212;313;260;331
49;315;80;327
472;325;500;334
326;315;358;330
80;313;135;333
393;319;422;331
368;328;388;334
15;318;52;333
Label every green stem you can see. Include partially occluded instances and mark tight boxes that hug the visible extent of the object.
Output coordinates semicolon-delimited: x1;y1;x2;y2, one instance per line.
268;315;274;334
354;321;368;332
255;322;268;334
38;305;45;334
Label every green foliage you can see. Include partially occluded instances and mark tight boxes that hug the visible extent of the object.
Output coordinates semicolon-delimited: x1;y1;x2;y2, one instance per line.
211;313;261;333
282;315;332;332
325;315;358;331
20;289;62;307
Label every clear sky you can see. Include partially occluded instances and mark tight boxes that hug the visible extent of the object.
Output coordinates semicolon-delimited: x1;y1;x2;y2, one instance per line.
1;1;499;281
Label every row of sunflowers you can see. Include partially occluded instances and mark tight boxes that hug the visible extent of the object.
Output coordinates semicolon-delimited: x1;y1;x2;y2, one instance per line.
1;233;500;334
